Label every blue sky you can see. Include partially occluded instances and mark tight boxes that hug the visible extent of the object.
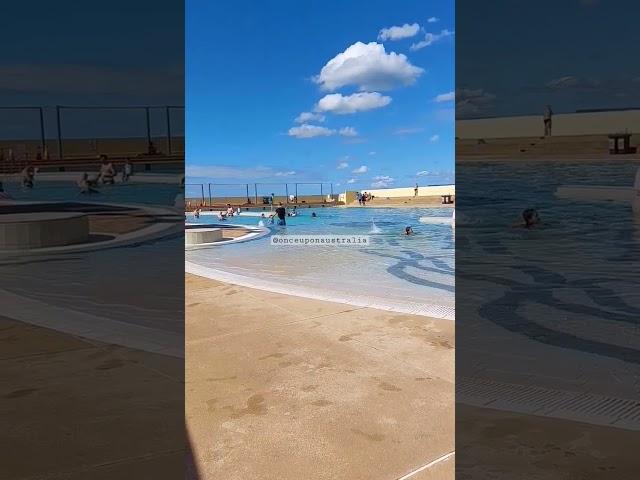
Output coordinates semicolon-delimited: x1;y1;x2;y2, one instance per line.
0;0;183;139
186;0;454;194
457;0;640;118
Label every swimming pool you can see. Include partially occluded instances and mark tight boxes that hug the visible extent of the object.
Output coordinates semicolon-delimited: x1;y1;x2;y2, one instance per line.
3;180;180;206
185;206;455;318
456;160;640;401
0;177;184;354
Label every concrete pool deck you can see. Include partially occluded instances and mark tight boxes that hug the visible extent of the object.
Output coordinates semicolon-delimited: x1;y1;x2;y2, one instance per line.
185;273;454;480
0;315;184;479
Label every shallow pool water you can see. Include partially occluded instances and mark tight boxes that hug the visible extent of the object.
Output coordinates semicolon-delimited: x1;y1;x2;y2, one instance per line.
456;160;640;365
4;181;180;206
186;206;455;317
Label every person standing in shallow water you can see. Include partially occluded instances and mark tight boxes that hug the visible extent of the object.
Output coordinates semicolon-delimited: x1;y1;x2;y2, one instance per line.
543;105;553;136
275;202;287;226
414;183;419;196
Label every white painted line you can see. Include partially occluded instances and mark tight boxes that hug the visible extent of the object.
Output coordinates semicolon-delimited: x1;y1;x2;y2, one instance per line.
396;451;455;480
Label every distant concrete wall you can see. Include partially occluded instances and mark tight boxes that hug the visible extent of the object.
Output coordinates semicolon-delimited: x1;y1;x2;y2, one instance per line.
457;110;640;139
339;191;358;204
361;185;455;198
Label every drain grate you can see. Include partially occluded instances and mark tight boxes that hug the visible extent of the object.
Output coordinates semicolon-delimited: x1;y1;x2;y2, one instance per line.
457;376;640;431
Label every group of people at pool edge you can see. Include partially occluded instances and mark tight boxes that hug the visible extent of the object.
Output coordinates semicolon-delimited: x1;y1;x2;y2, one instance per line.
13;154;135;195
77;155;134;194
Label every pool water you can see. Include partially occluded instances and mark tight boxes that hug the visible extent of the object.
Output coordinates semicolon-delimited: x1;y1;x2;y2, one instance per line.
457;160;640;368
0;179;184;333
186;206;455;317
4;181;181;206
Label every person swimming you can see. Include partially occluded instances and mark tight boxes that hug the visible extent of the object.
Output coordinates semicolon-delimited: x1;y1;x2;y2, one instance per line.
522;208;540;228
404;226;414;235
77;172;99;194
311;212;317;218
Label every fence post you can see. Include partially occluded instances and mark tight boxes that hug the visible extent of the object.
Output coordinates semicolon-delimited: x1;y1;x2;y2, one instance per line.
56;106;63;160
285;184;289;205
208;183;212;207
38;107;46;155
246;184;249;204
254;183;258;205
145;107;152;150
166;106;172;155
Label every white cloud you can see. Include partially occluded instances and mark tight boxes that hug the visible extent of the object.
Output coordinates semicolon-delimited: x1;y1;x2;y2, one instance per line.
347;178;356;184
427;17;439;23
378;23;420;41
294;111;325;123
369;151;376;156
288;124;335;138
352;165;368;174
287;124;358;139
416;170;431;176
394;127;424;135
337;161;349;169
434;91;455;102
339;126;358;137
410;29;454;51
371;175;395;188
430;134;440;142
545;76;600;90
275;171;296;176
456;88;496;117
316;92;391;114
314;42;424;92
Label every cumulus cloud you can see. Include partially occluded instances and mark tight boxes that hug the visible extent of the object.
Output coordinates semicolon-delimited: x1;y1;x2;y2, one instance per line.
339;126;358;137
410;29;454;51
347;178;356;184
288;124;358;139
275;171;296;176
337;161;349;169
294;111;325;123
434;91;455;102
456;88;496;117
378;23;420;41
371;175;395;188
316;92;392;114
288;124;335;138
314;42;424;92
427;17;439;23
430;134;440;142
352;165;368;174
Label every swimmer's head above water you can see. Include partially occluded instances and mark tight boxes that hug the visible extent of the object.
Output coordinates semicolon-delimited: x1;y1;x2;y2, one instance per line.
405;226;414;235
522;208;540;227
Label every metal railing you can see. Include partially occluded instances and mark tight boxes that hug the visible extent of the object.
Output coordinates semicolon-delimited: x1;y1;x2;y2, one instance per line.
184;182;336;207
